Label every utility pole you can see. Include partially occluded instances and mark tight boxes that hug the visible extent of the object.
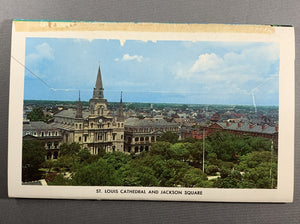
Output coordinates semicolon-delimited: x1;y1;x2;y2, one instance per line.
203;129;205;173
270;139;274;188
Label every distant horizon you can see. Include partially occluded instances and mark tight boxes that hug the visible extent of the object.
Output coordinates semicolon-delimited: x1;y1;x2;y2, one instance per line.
24;38;279;106
23;99;279;108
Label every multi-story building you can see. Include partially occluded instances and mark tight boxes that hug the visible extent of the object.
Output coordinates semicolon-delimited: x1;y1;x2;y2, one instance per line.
53;65;125;154
124;117;179;153
181;121;278;144
23;121;63;159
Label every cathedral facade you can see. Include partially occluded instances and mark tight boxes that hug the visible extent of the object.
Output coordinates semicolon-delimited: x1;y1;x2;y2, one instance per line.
53;65;125;154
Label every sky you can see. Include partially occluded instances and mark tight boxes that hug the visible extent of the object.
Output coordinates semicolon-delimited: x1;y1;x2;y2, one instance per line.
24;37;280;106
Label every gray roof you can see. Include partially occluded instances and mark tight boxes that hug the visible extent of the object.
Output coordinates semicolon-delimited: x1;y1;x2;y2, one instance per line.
23;121;55;131
54;109;89;119
216;122;277;134
125;118;178;128
49;122;74;131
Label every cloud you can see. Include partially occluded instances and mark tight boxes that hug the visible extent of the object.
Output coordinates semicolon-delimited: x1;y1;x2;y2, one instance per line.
121;54;144;62
175;43;279;99
26;42;54;64
190;53;223;73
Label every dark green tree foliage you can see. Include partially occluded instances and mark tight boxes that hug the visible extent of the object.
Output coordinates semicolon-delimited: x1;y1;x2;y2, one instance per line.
45;133;277;189
27;107;52;122
72;158;122;186
157;131;179;144
22;140;46;181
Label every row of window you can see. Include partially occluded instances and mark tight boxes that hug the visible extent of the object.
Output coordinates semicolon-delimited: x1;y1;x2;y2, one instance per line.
90;122;124;129
46;141;59;149
25;131;59;137
126;127;178;133
78;133;124;142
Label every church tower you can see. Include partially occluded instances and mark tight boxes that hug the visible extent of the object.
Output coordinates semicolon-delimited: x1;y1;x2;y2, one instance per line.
89;64;108;116
74;91;84;144
117;91;124;122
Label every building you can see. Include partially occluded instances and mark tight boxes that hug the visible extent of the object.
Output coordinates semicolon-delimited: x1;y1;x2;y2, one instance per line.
124;117;179;153
181;121;278;144
53;65;125;154
23;121;63;159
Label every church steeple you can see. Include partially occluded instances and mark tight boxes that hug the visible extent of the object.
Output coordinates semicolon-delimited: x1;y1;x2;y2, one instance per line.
117;91;124;121
93;65;104;99
89;63;108;116
75;90;83;118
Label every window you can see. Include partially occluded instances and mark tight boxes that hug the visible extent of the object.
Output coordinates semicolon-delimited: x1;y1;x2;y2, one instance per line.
48;131;51;136
54;141;58;149
121;123;123;127
118;123;120;128
55;131;58;136
108;123;110;128
135;137;139;142
113;134;116;140
53;151;58;159
79;124;81;129
84;136;87;142
91;123;93;128
41;132;44;137
112;146;116;152
47;142;51;149
79;136;81;142
121;135;123;139
135;146;139;153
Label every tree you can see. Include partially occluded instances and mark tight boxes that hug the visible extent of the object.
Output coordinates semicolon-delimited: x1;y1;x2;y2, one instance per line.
157;131;179;144
22;140;46;181
72;159;122;186
27;107;52;122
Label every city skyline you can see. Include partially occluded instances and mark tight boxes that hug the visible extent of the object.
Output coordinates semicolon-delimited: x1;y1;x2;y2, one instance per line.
24;37;280;106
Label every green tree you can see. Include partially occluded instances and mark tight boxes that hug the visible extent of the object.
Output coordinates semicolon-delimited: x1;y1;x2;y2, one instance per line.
27;107;52;122
72;158;122;186
157;131;179;144
182;167;210;187
22;140;46;181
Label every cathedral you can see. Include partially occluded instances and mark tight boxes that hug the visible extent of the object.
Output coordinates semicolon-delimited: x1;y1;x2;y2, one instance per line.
23;64;180;158
53;65;125;154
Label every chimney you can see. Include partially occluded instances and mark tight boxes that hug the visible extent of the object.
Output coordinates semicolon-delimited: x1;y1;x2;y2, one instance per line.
275;125;278;132
249;124;253;129
238;123;242;128
262;124;266;130
226;122;229;127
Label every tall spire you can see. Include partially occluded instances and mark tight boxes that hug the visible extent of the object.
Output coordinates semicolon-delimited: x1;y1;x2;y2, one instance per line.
117;91;124;121
93;64;104;99
75;90;83;118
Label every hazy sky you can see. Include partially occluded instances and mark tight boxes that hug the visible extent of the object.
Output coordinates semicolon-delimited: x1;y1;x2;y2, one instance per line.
24;37;279;105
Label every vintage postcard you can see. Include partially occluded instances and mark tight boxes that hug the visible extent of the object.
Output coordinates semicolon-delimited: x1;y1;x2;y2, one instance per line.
8;20;294;202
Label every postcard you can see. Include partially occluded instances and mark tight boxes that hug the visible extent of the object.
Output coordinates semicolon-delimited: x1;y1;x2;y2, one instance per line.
8;20;294;202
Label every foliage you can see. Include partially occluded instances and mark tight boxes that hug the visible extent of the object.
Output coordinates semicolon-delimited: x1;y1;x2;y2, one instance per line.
72;158;122;186
205;165;219;175
157;131;179;144
27;107;52;122
22;140;46;182
40;133;278;189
